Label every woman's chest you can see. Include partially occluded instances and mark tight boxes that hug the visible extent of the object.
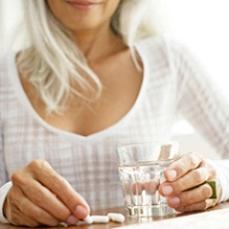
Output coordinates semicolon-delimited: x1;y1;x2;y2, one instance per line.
23;51;144;137
3;93;175;175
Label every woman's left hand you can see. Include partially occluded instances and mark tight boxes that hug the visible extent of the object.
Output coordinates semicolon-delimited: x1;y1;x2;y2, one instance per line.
159;153;221;213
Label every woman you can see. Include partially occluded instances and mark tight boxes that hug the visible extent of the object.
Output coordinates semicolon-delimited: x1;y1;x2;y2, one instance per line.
0;0;229;227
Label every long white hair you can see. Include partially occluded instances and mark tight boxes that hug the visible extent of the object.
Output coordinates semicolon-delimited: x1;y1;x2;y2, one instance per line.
18;0;166;113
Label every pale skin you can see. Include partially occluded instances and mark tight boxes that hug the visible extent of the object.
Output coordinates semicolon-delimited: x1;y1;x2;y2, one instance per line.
4;0;221;227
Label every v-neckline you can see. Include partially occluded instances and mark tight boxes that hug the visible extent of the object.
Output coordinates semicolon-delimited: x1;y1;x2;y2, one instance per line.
8;40;150;142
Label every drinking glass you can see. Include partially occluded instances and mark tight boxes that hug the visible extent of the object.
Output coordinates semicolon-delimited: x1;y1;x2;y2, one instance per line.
117;142;179;218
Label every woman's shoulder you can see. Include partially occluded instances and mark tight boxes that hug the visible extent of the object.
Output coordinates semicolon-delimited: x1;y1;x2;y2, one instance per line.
136;35;194;68
135;35;175;69
136;35;187;54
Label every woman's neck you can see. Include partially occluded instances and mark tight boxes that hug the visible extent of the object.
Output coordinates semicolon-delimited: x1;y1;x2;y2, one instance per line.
71;22;126;63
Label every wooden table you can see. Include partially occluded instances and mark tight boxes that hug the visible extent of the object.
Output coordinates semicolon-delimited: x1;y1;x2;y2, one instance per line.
1;202;229;229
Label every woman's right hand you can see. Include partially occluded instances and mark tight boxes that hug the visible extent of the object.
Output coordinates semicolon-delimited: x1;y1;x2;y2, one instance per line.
3;159;90;227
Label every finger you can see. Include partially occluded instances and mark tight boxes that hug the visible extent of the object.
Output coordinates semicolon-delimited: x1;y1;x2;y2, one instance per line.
167;183;213;208
28;160;90;219
124;183;142;196
7;206;39;227
164;154;202;182
175;201;207;213
143;181;159;194
160;166;209;195
12;175;70;221
14;214;39;227
15;188;59;226
175;199;217;213
202;160;216;179
131;182;144;195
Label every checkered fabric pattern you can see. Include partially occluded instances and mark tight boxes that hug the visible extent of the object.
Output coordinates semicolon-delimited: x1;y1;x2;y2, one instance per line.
1;36;229;213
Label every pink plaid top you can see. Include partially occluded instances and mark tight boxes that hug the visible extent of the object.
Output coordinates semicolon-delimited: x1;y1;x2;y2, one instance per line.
1;36;229;220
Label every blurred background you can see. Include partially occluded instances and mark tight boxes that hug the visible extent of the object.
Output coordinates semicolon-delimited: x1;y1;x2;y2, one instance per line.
1;0;229;158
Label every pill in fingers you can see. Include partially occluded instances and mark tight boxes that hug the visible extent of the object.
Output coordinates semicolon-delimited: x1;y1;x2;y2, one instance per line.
75;216;93;226
107;213;125;223
90;215;109;224
83;215;93;224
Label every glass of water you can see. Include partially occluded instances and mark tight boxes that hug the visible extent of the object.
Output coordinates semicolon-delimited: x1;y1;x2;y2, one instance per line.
117;142;180;218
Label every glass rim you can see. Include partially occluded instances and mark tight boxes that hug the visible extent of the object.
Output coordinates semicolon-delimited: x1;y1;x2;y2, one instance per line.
117;140;179;149
116;141;180;166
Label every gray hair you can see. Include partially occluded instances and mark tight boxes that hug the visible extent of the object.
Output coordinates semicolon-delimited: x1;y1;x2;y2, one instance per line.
18;0;163;113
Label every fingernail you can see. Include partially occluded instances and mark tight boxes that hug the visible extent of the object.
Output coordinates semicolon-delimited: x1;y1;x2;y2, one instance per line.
74;205;88;219
66;215;78;225
169;197;180;207
166;170;177;181
162;185;173;196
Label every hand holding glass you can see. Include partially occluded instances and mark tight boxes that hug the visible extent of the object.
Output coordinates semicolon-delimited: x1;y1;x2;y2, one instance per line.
117;142;180;218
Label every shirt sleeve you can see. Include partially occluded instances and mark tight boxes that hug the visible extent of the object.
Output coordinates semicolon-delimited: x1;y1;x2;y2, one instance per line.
0;182;12;223
166;39;229;202
0;121;10;223
0;121;8;188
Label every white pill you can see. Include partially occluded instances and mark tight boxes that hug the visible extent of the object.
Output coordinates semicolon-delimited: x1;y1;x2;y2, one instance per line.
75;216;93;226
83;216;93;224
90;215;109;224
107;213;125;223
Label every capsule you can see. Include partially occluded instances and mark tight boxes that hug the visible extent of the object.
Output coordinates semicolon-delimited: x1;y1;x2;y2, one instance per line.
90;215;110;224
107;213;125;223
84;216;93;224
